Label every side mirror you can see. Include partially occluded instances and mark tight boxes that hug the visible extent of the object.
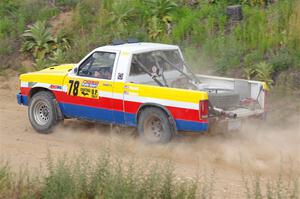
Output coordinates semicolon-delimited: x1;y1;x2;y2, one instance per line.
73;67;78;74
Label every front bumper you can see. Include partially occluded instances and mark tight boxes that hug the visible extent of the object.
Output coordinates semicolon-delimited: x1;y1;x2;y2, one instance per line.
17;93;28;105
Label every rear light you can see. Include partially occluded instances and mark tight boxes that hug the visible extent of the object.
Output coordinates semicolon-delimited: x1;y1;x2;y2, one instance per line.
199;100;209;120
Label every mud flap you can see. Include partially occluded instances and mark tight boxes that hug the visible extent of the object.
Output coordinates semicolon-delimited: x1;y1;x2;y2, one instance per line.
53;99;64;120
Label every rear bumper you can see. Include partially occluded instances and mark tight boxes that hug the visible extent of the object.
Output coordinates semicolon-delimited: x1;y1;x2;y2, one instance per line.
17;93;28;105
209;109;265;132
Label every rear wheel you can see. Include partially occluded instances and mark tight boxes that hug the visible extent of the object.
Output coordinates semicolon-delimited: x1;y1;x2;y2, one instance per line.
28;91;59;134
138;107;174;144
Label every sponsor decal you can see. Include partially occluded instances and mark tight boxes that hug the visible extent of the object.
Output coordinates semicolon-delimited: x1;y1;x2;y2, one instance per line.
50;85;62;90
117;73;124;80
80;88;90;96
91;89;98;99
81;80;99;88
80;88;98;99
129;86;139;91
28;82;37;87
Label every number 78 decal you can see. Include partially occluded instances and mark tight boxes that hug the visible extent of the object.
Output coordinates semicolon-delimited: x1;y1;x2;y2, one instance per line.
67;80;99;99
68;80;79;96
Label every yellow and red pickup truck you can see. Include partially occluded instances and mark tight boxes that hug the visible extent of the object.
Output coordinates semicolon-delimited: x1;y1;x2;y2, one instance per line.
17;42;268;143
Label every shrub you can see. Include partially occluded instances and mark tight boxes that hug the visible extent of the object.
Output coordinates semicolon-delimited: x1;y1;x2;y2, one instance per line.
21;21;54;59
21;20;72;69
55;0;81;7
269;48;294;72
39;151;201;199
253;61;274;86
41;158;75;199
0;152;299;198
0;163;12;198
243;170;299;199
0;36;13;56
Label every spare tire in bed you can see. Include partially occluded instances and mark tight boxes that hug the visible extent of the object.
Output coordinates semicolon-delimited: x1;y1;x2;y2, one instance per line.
208;92;240;110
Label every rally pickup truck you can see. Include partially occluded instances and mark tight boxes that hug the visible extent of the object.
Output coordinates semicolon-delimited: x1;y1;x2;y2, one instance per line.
17;42;268;143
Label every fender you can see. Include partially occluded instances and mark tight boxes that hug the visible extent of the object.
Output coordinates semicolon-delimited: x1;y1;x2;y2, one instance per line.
29;87;64;120
136;103;177;132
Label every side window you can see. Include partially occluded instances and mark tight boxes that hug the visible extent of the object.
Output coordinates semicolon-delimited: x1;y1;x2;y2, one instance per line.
129;50;183;76
78;52;116;80
130;52;156;76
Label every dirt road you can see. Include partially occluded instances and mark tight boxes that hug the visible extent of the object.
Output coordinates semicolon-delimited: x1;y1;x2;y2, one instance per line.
0;74;299;198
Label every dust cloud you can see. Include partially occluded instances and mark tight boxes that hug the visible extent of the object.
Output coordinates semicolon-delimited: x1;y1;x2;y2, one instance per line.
51;106;299;177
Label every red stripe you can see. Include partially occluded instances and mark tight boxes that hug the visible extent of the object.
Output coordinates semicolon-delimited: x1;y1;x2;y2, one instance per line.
124;99;207;122
167;106;205;122
21;87;31;96
124;101;140;113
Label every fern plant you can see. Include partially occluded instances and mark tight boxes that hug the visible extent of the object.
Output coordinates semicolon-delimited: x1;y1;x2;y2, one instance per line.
49;49;66;66
148;16;163;40
53;32;71;51
21;21;54;59
254;62;274;86
243;66;256;80
144;0;178;39
145;0;177;19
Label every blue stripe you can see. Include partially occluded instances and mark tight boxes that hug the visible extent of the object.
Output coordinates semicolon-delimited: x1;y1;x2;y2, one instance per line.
17;94;28;106
60;103;207;132
175;119;208;132
60;103;136;126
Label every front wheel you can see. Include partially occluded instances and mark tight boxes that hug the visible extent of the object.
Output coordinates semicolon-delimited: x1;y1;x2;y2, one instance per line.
137;107;174;144
28;91;59;134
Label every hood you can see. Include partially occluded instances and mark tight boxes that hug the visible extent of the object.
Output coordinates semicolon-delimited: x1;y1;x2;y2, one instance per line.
20;64;76;84
35;64;76;75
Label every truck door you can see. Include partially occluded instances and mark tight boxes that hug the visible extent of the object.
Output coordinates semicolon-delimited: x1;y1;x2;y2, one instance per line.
62;51;119;123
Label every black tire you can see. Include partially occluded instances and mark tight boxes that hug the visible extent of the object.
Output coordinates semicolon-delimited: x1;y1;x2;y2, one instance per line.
137;107;174;144
28;91;59;134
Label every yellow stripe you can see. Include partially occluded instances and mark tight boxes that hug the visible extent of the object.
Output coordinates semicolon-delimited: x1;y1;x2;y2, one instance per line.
21;73;66;85
124;83;208;103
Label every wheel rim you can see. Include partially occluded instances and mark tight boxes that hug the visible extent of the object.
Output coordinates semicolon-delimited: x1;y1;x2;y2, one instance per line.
144;115;163;142
33;100;50;126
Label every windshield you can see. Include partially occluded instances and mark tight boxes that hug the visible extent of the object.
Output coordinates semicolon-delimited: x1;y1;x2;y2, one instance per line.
78;52;116;80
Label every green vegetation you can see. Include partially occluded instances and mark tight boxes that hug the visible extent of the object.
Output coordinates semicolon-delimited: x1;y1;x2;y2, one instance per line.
21;20;70;70
243;170;299;199
0;151;208;199
0;152;299;199
0;0;299;87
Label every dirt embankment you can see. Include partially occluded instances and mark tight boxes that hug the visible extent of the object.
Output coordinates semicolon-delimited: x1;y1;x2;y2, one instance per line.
0;74;299;198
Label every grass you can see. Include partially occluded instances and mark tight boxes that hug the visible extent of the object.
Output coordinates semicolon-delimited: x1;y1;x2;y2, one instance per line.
0;149;299;199
242;167;299;199
0;150;206;199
